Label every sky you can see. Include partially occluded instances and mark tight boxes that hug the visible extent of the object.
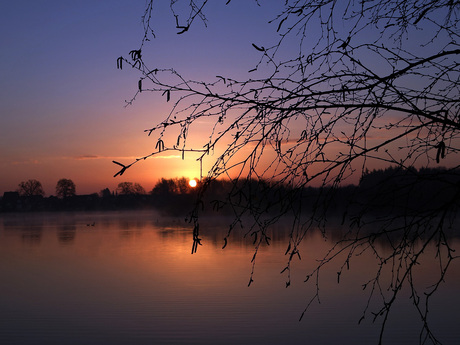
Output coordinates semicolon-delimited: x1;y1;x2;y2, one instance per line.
0;1;284;196
0;1;456;197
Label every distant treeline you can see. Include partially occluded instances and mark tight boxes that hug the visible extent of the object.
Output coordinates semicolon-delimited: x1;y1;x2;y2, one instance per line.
1;167;459;217
202;166;460;221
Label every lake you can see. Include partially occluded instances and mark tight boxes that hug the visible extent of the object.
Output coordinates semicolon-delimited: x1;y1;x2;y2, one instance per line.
1;211;459;344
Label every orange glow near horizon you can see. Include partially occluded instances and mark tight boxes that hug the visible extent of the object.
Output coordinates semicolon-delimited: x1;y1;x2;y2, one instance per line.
189;179;197;188
1;2;458;198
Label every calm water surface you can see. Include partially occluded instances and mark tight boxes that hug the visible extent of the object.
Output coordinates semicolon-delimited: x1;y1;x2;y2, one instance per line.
1;211;459;344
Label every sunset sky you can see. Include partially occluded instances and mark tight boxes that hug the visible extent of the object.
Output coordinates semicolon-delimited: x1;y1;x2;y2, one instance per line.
0;1;284;196
0;1;456;197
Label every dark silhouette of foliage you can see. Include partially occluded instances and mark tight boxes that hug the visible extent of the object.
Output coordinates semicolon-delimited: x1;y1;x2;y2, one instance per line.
150;177;198;216
18;179;45;197
151;177;195;196
117;182;146;195
55;178;76;198
112;1;459;343
151;178;179;197
100;188;112;198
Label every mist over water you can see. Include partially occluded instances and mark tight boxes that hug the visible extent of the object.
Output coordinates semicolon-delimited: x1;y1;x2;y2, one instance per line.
1;211;459;344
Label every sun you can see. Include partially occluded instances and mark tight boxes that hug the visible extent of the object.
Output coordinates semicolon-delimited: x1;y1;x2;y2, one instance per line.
188;179;197;188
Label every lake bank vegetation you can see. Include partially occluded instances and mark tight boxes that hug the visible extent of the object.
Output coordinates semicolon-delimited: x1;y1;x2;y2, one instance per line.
2;167;459;221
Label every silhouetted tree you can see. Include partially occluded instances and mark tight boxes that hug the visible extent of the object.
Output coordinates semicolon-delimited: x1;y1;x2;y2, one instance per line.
100;188;112;198
151;177;196;196
114;2;459;344
133;183;146;195
175;177;190;194
117;182;146;195
151;178;178;196
55;178;76;198
18;179;45;197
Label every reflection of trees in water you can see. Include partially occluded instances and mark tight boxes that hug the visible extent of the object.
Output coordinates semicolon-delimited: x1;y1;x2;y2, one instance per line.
21;227;43;245
198;218;294;248
117;216;160;239
118;219;147;231
2;216;44;230
119;229;142;239
57;224;76;244
196;212;459;343
199;216;460;251
158;227;191;240
1;216;44;245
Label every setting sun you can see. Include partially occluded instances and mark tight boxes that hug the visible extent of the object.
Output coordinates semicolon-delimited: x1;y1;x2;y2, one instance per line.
189;179;197;188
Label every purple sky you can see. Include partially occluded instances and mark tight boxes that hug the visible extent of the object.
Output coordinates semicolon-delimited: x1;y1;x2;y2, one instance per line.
1;1;456;196
0;1;284;195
